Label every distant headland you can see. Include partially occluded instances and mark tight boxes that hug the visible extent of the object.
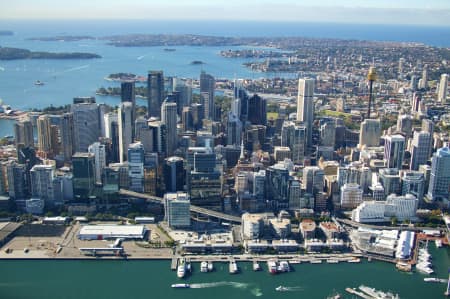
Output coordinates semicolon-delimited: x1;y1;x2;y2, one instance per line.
0;46;101;60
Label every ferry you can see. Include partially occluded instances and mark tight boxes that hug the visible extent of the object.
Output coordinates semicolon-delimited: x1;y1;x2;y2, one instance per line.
200;261;208;273
358;285;399;299
207;261;214;272
424;277;447;283
171;283;190;288
275;286;289;292
229;260;238;274
253;261;261;271
177;259;186;278
267;260;278;274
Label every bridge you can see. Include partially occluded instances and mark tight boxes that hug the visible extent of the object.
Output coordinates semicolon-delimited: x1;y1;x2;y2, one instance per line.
119;189;242;224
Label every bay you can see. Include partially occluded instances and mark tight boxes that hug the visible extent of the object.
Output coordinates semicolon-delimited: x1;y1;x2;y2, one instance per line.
0;244;449;299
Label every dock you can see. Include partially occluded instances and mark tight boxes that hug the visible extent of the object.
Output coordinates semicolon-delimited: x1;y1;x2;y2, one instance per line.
345;287;374;299
171;258;178;270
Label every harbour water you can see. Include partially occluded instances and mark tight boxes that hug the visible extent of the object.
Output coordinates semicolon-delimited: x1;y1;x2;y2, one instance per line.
0;244;449;299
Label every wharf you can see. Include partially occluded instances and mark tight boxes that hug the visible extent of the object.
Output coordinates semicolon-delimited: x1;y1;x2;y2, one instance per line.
345;287;374;299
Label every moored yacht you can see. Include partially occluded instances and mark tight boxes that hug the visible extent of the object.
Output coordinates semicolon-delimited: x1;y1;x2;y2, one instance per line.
177;258;186;278
200;261;208;272
267;260;278;274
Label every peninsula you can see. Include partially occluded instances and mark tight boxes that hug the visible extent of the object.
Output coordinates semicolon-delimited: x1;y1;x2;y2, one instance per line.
0;46;101;60
27;35;95;42
0;30;13;36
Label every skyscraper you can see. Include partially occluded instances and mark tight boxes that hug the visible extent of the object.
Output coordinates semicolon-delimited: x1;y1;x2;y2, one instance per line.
427;147;450;202
266;163;290;209
247;94;267;125
14;119;34;148
88;142;106;185
303;166;324;196
128;142;144;193
200;71;215;120
396;114;413;138
438;73;448;103
60;113;74;162
71;102;100;153
281;121;306;164
419;64;428;89
30;164;55;206
147;70;164;118
36;115;53;158
72;152;95;200
6;161;28;200
161;100;178;156
118;102;133;163
163;156;184;193
121;80;136;129
410;131;432;170
359;119;381;148
384;135;405;169
226;112;242;147
401;171;425;202
296;78;315;149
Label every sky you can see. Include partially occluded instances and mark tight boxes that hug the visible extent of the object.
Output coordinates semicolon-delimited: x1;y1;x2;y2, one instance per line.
1;0;450;26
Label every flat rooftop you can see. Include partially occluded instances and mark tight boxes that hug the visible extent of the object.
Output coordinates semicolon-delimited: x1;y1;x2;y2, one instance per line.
78;225;146;238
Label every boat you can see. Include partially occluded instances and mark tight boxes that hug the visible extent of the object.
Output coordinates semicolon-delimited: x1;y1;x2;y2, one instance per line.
267;260;278;274
275;286;289;292
253;261;261;271
229;259;238;274
289;260;301;264
34;80;44;86
171;283;190;288
164;48;176;52
435;239;443;248
200;261;208;273
278;261;290;272
207;261;214;272
347;258;360;263
310;259;322;264
177;258;186;278
416;262;434;275
327;259;339;264
424;277;447;283
358;285;399;299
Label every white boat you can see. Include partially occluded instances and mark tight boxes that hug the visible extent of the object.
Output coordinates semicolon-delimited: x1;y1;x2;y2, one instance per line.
424;277;447;283
229;260;238;274
34;80;44;86
177;259;186;278
253;261;261;271
289;260;301;264
435;239;443;248
171;283;190;288
358;285;399;299
200;261;208;273
347;258;361;263
327;259;339;264
275;286;289;292
207;261;214;272
310;259;322;264
267;260;278;274
278;261;290;272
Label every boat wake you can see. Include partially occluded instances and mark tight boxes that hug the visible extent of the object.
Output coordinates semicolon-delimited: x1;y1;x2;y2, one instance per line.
190;281;249;289
0;66;5;71
137;55;145;60
251;287;263;297
64;64;90;73
279;286;304;292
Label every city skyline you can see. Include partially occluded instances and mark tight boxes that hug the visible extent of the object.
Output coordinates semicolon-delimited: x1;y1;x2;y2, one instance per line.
1;0;450;26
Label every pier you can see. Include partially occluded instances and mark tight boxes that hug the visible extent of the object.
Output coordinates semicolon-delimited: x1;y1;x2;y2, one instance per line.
345;287;374;299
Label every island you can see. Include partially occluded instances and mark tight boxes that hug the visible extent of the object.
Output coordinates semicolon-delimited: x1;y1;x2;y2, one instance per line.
0;47;101;60
0;30;13;36
27;35;95;42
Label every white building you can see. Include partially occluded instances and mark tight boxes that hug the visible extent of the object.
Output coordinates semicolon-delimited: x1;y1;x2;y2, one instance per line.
164;192;190;228
78;225;147;240
118;102;133;163
241;213;264;240
88;142;106;185
384;135;405;169
438;73;448;103
352;194;418;223
30;164;54;205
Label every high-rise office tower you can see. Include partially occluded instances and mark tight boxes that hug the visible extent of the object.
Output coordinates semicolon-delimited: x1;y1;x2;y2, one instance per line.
226;112;242;147
134;117;148;142
30;164;55;206
379;168;401;196
181;106;193;132
303;166;325;196
384;135;405;169
60;113;74;162
72;152;95;200
359;119;381;148
118;102;133;163
175;80;192;110
163;156;184;193
422;119;434;135
296;78;315;149
121;80;136;130
401;171;425;202
36;115;53;158
148;120;166;155
410;131;432;170
71;102;100;153
266;163;290;209
438;73;448;103
6;161;28;200
396;114;413;138
104;112;118;139
14;119;34;148
427;147;450;202
88;142;106;185
191;103;204;130
161;101;178;156
420;64;428;89
147;70;164;118
248;94;267;126
340;183;363;209
200;71;215;120
320;119;336;147
128;142;144;193
281;121;306;164
164;192;191;228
